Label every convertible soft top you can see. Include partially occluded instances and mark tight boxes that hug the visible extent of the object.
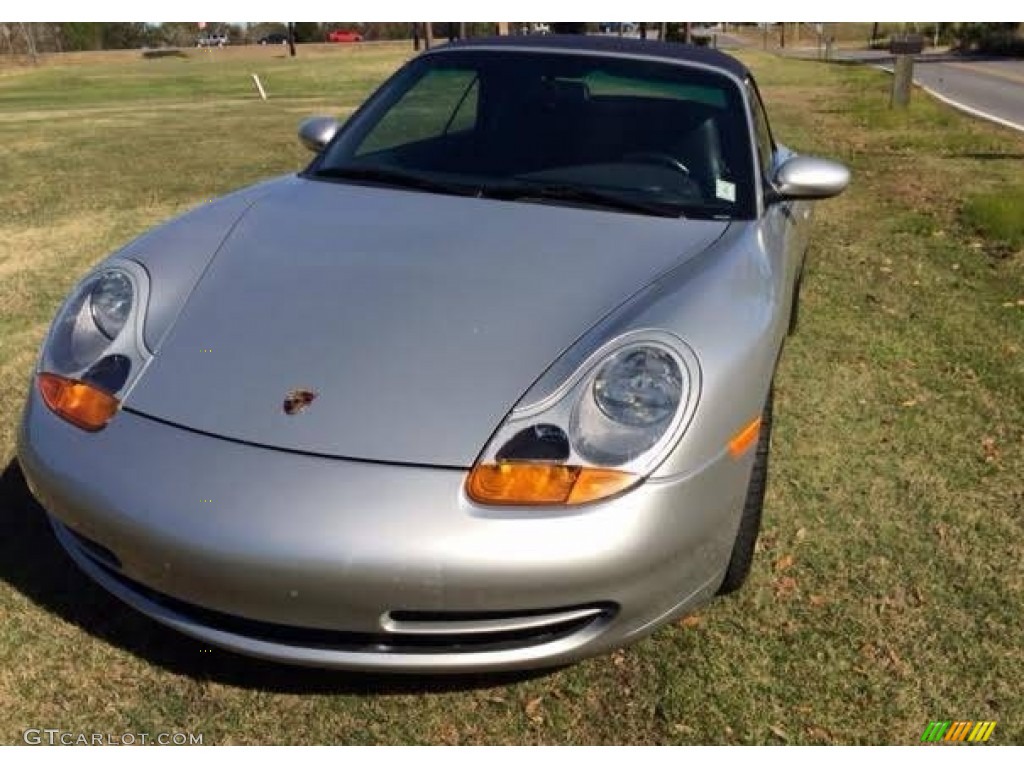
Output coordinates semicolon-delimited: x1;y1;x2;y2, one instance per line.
436;34;751;80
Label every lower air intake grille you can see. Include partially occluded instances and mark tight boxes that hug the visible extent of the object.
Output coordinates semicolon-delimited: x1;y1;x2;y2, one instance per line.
62;525;616;655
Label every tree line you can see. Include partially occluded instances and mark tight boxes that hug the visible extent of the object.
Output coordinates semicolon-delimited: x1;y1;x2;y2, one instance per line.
2;21;1021;56
0;22;507;54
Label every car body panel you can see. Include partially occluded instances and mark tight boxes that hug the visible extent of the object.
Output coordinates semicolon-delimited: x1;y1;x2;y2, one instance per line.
123;177;728;466
19;386;748;671
112;176;284;353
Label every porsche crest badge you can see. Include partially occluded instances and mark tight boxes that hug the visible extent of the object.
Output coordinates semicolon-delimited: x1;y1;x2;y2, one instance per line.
283;389;317;416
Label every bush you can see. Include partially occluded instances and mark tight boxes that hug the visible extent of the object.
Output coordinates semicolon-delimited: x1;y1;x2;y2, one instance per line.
954;22;1023;54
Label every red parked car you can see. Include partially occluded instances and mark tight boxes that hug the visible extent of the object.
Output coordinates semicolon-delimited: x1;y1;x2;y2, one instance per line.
328;30;363;43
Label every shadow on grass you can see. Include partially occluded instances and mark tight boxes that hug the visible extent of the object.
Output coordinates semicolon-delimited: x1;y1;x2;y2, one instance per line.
141;49;188;60
950;152;1024;161
0;458;554;695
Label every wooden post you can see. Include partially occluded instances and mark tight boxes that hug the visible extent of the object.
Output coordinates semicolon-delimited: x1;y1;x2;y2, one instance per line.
659;22;667;41
497;22;509;36
891;54;914;108
762;23;768;50
459;21;467;40
424;22;434;49
639;22;647;40
287;22;296;57
684;22;692;44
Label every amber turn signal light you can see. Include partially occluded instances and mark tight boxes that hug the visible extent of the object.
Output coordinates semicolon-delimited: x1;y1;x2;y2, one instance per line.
466;462;638;506
37;373;120;432
727;416;762;458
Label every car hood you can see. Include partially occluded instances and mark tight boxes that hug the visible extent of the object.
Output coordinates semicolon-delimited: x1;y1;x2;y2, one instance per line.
125;177;727;467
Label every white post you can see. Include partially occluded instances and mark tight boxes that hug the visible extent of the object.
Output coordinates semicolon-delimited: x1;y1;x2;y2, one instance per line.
251;73;267;101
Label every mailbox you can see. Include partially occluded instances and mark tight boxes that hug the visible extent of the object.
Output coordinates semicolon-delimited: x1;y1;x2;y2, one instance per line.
890;35;925;55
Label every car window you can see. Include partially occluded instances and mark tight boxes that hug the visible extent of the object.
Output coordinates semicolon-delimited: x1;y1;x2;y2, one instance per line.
582;70;727;108
357;69;478;156
746;80;775;180
320;51;758;220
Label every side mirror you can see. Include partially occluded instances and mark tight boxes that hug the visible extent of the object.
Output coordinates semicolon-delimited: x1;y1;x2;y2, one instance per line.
298;116;340;153
769;156;850;202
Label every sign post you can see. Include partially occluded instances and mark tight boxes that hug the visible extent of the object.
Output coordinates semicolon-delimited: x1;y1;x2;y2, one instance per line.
890;35;924;109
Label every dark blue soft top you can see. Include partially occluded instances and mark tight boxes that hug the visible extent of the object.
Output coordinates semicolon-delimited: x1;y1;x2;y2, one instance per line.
436;34;750;80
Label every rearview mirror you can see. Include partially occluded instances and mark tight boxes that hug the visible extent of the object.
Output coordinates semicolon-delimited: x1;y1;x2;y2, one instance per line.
770;156;850;201
298;116;340;153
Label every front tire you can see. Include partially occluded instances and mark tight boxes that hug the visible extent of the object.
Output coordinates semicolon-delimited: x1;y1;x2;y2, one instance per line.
717;388;774;595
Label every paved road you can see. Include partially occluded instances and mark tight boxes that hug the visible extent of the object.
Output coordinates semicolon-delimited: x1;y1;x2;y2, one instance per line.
910;58;1024;131
768;45;1024;133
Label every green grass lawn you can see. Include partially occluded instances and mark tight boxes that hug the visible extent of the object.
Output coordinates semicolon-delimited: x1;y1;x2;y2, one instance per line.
0;43;1022;745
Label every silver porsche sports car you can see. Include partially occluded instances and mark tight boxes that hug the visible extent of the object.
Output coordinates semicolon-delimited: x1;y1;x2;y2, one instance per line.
18;36;848;672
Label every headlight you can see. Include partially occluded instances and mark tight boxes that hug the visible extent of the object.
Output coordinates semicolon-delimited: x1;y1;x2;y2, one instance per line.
37;261;152;431
573;346;682;465
89;270;133;339
467;333;700;506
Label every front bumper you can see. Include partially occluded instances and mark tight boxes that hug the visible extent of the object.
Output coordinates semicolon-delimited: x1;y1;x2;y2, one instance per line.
18;387;751;672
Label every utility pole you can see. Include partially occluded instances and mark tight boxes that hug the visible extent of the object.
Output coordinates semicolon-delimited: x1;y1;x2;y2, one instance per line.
497;22;509;36
286;22;296;57
424;22;434;49
684;22;692;44
659;22;667;41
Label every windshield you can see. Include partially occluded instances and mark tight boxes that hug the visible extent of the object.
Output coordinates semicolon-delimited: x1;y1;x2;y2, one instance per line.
311;49;756;219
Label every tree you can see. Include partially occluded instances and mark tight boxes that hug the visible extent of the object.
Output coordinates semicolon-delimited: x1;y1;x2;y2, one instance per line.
292;22;321;43
953;22;1021;53
99;22;148;49
18;23;38;63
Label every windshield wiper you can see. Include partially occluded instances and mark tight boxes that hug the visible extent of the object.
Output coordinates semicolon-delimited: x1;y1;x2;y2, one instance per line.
310;165;477;197
481;182;682;218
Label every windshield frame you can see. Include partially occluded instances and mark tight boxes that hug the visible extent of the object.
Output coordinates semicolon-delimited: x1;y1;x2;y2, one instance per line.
304;45;761;221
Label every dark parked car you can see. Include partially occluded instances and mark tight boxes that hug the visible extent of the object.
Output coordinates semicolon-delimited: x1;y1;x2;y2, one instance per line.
258;33;289;46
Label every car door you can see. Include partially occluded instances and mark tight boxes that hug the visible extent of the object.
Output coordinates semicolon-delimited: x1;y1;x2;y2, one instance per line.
748;78;807;340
